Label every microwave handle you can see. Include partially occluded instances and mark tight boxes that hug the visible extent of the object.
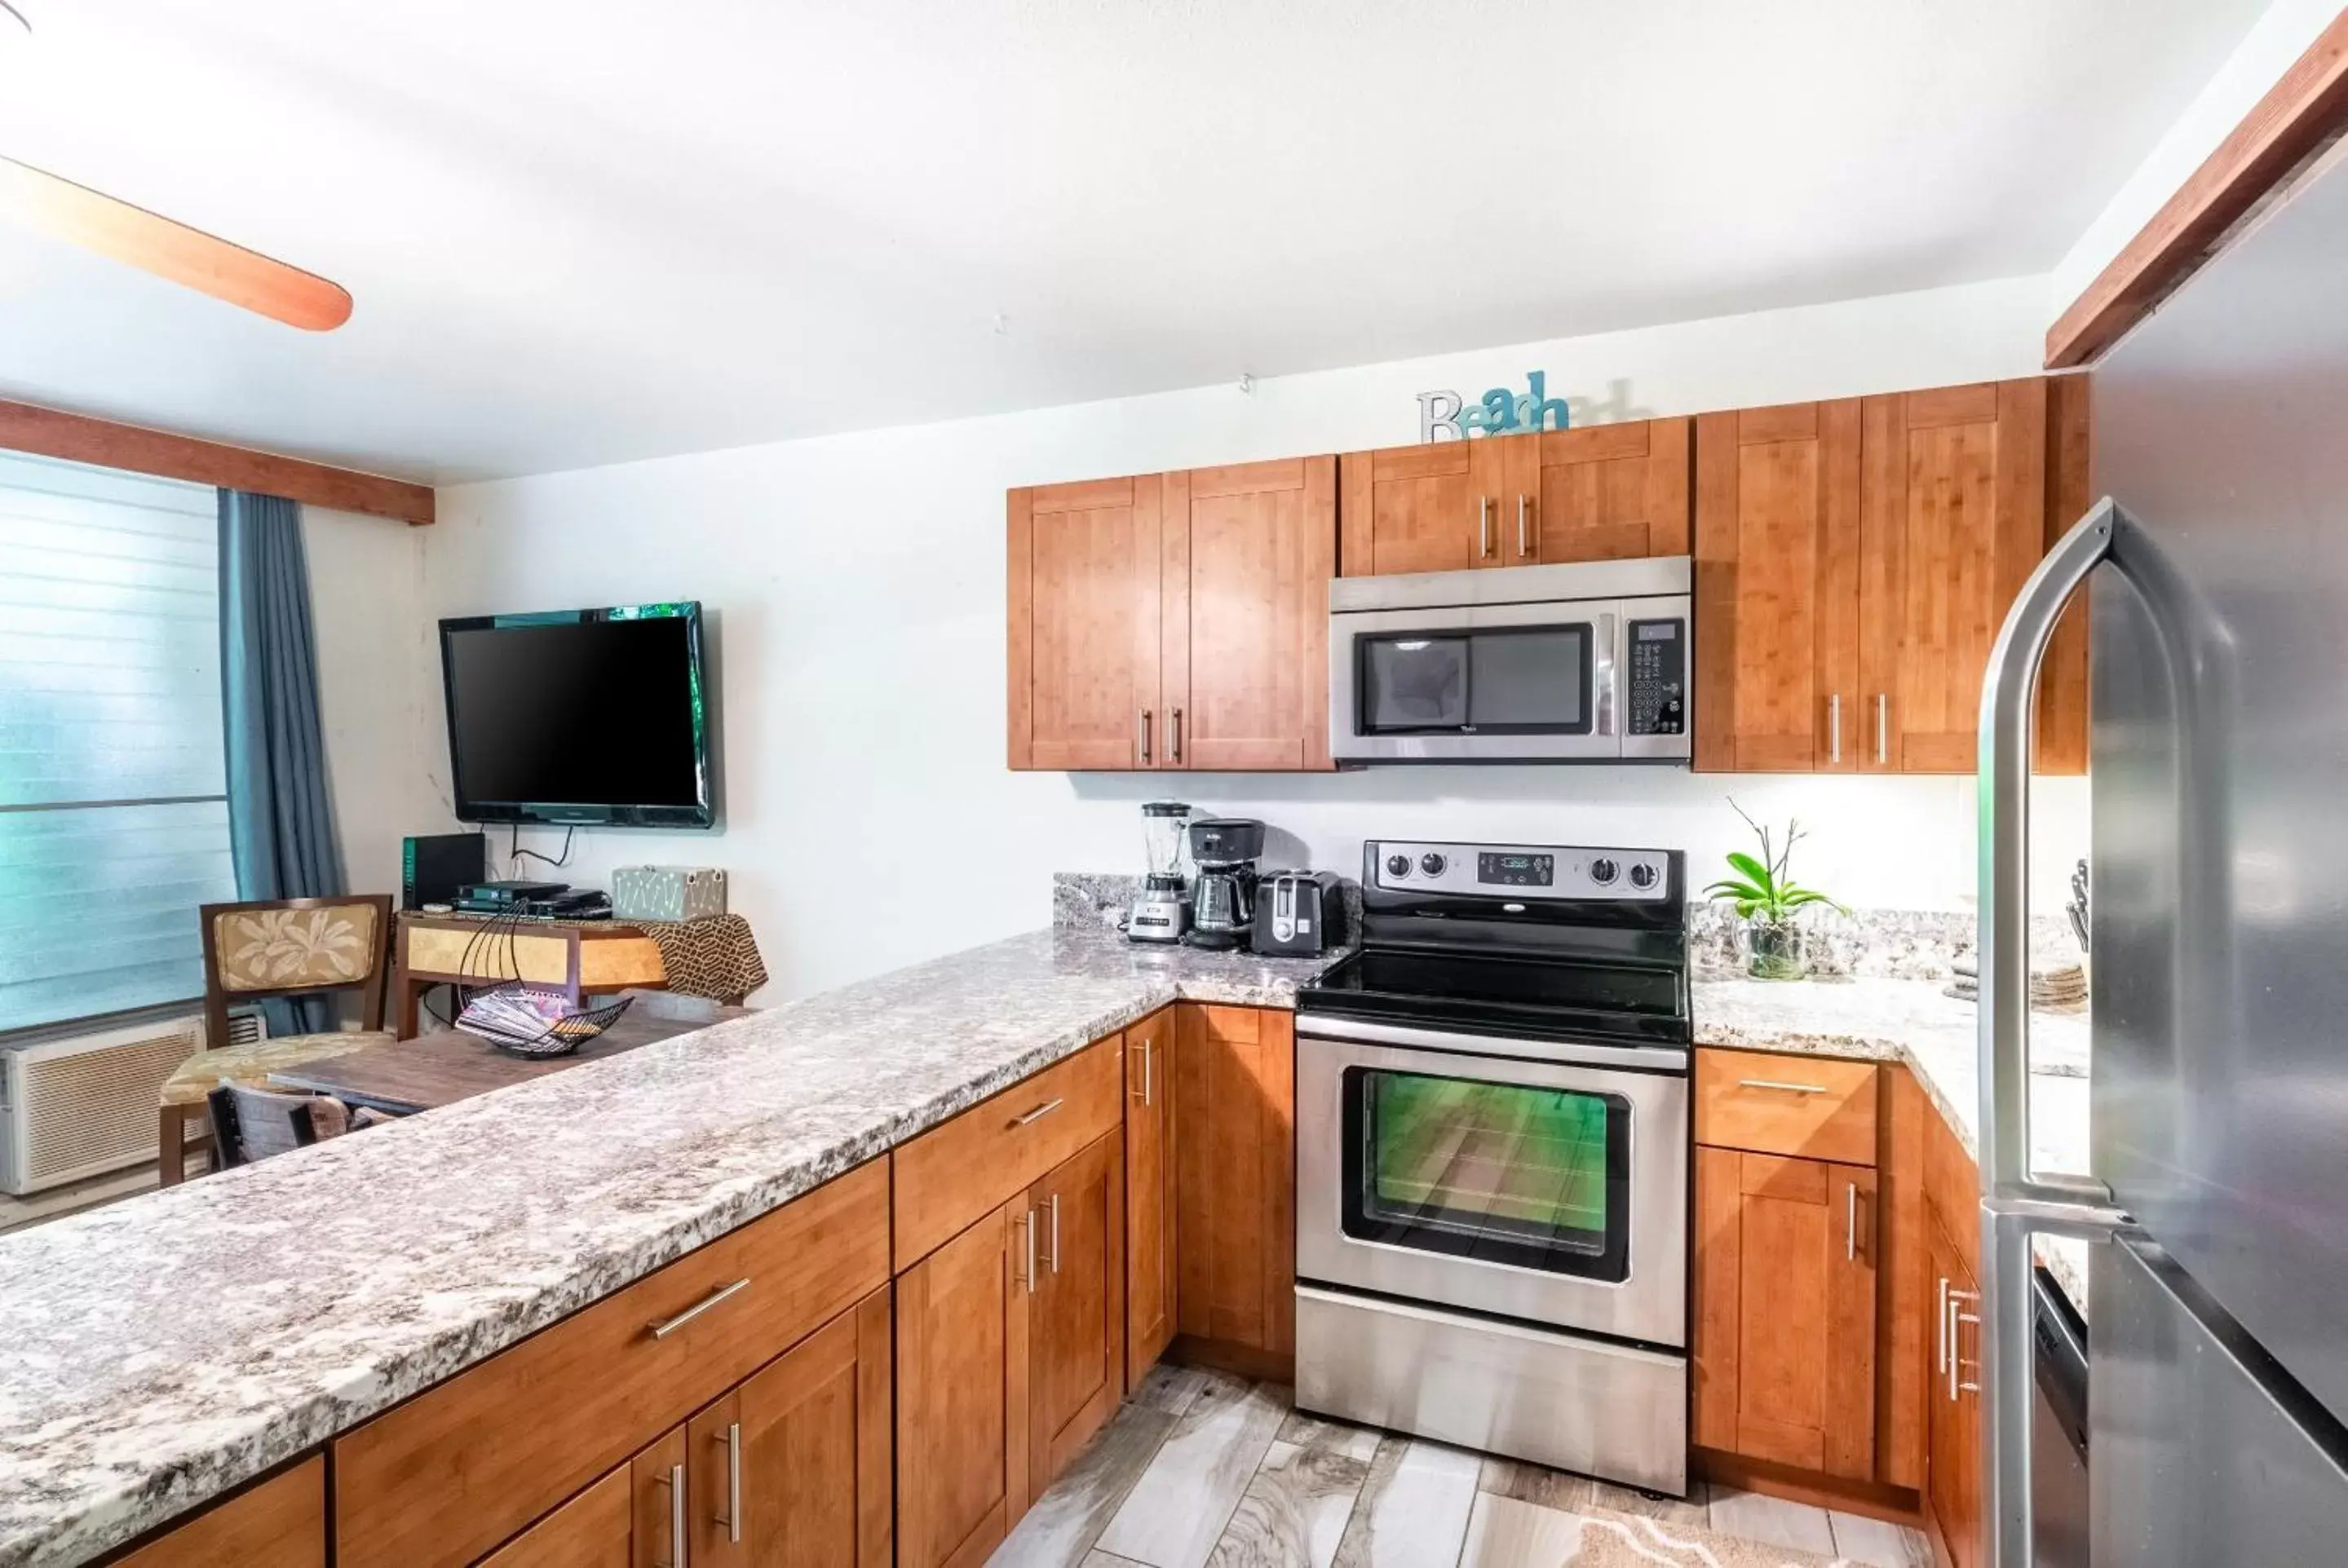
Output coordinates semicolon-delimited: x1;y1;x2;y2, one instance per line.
1594;612;1618;737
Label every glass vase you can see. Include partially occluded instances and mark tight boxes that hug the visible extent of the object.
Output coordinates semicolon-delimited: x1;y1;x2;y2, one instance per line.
1740;920;1809;981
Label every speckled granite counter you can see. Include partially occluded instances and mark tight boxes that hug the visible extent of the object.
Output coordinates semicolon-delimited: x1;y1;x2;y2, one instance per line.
0;929;1343;1568
1693;975;2093;1310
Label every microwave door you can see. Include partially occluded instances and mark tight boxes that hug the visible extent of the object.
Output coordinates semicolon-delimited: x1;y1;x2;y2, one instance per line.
1329;600;1618;762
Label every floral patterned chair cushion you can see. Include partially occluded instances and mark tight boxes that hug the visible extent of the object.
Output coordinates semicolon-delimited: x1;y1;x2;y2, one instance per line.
213;904;382;992
159;1031;391;1107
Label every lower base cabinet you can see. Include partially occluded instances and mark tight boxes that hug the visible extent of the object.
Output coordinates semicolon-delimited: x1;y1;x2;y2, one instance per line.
1925;1210;1984;1568
898;1129;1127;1568
1694;1146;1880;1479
111;1457;325;1568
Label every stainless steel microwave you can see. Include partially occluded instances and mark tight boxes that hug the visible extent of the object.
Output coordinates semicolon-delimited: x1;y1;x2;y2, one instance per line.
1327;556;1691;763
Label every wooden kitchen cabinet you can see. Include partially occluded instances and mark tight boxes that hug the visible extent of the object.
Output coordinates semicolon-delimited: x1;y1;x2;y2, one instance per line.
1925;1219;1984;1568
1696;377;2089;775
687;1284;893;1568
1125;1008;1178;1386
1007;461;1335;772
1159;458;1337;771
1693;1146;1880;1482
1692;400;1864;772
1026;1129;1127;1493
897;1200;1031;1568
476;1465;635;1568
1338;420;1693;576
112;1456;325;1568
896;1129;1127;1568
1171;1003;1296;1378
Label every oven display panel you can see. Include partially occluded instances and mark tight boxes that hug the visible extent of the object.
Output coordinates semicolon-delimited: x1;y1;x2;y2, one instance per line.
1478;851;1554;887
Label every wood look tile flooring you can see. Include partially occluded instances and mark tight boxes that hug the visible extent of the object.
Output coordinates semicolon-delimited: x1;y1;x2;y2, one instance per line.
996;1367;1931;1568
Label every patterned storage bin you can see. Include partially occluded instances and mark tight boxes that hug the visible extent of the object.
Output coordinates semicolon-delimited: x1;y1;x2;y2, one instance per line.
612;865;728;923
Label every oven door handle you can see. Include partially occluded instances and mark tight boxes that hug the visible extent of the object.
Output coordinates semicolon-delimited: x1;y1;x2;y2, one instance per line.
1295;1013;1689;1074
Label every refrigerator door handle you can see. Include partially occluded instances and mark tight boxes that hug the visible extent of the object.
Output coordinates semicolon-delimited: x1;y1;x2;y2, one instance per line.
1976;497;2140;1568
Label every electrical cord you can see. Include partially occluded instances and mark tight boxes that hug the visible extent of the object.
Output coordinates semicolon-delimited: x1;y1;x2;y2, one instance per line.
509;822;577;875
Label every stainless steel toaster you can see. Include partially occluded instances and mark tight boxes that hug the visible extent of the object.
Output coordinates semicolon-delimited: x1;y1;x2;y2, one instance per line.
1251;871;1342;957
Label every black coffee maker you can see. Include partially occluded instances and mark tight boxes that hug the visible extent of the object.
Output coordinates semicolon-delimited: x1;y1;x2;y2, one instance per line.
1183;819;1265;949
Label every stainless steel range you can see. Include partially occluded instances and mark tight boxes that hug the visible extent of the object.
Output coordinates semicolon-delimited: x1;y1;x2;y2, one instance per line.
1293;837;1691;1495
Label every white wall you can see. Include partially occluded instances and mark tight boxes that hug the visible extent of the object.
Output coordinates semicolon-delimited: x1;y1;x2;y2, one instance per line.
414;274;2087;1002
303;506;449;899
2050;0;2342;318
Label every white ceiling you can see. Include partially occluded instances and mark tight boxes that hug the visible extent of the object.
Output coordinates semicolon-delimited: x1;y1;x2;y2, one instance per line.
0;1;2265;484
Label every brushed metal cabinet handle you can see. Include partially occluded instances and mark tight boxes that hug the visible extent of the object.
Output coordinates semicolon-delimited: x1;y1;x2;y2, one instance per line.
1828;693;1842;762
1737;1078;1827;1095
1876;692;1889;765
1011;1097;1063;1127
1517;493;1532;558
1046;1191;1062;1274
1138;709;1152;766
1479;496;1492;559
1023;1206;1038;1294
657;1461;686;1568
1846;1182;1858;1261
1935;1275;1950;1378
648;1278;750;1340
1130;1038;1154;1106
713;1421;741;1544
1170;707;1183;765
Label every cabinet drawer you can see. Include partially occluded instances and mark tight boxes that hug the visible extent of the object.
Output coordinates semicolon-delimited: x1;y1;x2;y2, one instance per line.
1696;1049;1878;1166
334;1159;890;1568
115;1456;325;1568
895;1035;1124;1268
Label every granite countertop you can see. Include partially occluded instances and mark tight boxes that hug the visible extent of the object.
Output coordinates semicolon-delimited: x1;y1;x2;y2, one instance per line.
0;929;1344;1568
1692;974;2093;1310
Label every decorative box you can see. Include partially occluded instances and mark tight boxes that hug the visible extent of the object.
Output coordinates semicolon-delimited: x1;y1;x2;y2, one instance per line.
612;865;728;923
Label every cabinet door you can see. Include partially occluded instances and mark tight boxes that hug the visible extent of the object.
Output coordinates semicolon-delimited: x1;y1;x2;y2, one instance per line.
1692;401;1863;772
1858;380;2047;773
631;1428;688;1568
1338;443;1473;576
1926;1220;1984;1568
1523;418;1691;564
1007;476;1164;770
692;1285;893;1568
1027;1129;1127;1495
1172;1004;1295;1375
115;1457;325;1568
1125;1011;1178;1386
897;1204;1030;1568
1693;1147;1877;1479
1161;458;1337;771
480;1467;634;1568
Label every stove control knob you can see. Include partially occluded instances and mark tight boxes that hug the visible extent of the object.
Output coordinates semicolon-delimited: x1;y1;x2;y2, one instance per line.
1386;853;1413;879
1589;857;1621;886
1419;852;1448;877
1629;862;1659;890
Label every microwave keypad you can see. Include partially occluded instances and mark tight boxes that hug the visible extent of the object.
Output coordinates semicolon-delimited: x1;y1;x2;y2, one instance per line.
1627;619;1686;736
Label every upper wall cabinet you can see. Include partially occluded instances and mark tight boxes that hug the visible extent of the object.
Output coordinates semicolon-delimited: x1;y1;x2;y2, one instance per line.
1338;418;1692;576
1695;377;2089;775
1007;459;1336;772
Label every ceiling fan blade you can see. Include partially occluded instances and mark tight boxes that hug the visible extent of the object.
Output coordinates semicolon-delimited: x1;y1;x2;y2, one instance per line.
0;155;351;331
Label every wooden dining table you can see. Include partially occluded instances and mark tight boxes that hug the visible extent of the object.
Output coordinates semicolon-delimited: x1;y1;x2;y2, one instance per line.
267;992;750;1115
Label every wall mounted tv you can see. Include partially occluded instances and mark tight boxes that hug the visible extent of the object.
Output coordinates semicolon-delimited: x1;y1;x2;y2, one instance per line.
439;602;714;828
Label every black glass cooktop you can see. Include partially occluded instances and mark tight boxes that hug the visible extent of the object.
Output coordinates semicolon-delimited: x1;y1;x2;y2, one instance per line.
1299;946;1690;1047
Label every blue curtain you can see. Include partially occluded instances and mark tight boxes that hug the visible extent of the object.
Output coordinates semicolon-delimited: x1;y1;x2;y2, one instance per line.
219;490;346;1036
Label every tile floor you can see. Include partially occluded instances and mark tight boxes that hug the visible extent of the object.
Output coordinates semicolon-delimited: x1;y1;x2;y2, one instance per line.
996;1366;1931;1568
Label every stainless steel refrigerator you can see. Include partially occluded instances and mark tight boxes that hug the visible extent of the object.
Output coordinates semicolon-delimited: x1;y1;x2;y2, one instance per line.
1979;145;2348;1561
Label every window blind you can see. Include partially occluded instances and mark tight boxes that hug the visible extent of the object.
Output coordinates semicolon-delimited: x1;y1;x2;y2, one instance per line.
0;452;234;1033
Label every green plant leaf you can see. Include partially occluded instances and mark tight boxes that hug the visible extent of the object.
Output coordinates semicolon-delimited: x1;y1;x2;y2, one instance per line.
1704;877;1767;902
1725;851;1777;898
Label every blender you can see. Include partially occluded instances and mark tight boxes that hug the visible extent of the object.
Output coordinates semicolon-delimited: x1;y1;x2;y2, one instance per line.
1127;802;1192;943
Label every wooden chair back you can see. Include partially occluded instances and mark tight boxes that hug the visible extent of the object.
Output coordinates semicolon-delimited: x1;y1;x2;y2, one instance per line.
197;894;395;1051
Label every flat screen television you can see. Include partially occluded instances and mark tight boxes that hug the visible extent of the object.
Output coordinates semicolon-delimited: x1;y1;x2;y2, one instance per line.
439;602;714;828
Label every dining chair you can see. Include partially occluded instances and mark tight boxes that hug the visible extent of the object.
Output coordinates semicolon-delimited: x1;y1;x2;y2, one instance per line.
157;894;396;1185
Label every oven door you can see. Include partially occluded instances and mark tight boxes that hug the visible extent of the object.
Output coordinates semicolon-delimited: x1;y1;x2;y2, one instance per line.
1296;1017;1688;1348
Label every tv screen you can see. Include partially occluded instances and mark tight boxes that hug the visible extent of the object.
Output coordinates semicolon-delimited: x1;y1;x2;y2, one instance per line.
439;603;714;828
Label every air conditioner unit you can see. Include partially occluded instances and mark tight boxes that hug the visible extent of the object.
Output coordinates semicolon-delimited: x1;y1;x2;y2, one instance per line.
0;1013;231;1195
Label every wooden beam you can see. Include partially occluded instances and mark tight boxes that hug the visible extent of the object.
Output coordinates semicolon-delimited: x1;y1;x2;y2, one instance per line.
2047;9;2348;369
0;397;434;524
